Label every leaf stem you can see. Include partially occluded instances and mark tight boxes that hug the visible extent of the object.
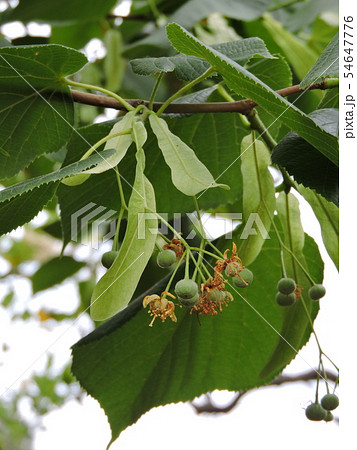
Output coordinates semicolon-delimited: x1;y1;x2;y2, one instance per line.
217;83;251;128
189;247;222;260
65;78;135;111
192;195;206;239
164;250;187;294
206;240;225;258
112;206;125;251
188;248;207;282
149;73;164;110
81;129;132;160
246;109;277;151
156;67;215;116
114;167;128;210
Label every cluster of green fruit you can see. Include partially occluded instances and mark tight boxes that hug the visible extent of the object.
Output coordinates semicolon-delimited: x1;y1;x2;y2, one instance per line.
275;277;326;306
156;250;254;309
305;393;339;422
224;261;254;288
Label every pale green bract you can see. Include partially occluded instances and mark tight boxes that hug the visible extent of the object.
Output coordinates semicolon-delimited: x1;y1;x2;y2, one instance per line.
149;114;229;196
83;110;135;174
238;134;275;266
62;111;135;186
90;119;158;321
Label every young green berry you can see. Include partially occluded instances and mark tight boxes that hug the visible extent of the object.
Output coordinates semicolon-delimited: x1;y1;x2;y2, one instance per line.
320;393;339;411
276;292;296;306
305;403;328;421
157;249;177;268
206;289;226;303
232;268;253;288
309;284;326;300
277;277;296;295
101;250;119;269
324;411;334;422
177;293;199;307
225;262;241;277
175;279;198;299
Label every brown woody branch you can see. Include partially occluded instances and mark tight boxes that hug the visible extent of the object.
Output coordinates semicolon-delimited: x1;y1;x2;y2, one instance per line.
191;369;338;415
70;81;329;115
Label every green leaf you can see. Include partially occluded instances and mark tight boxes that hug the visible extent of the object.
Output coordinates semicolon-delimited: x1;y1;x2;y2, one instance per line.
271;108;338;206
247;54;292;90
297;185;339;270
31;256;85;293
300;33;338;88
90;121;158;321
0;149;114;236
130;37;275;81
165;23;338;166
149;114;229;196
260;193;321;379
71;222;322;445
8;0;118;23
0;44;87;179
237;134;276;266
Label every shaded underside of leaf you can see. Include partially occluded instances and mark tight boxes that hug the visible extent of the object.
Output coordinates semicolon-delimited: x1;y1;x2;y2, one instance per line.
130;37;275;80
124;0;271;56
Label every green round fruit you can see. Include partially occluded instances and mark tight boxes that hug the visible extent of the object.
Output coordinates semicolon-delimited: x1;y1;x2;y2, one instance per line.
225;262;241;277
206;289;226;303
175;279;198;299
178;293;199;307
232;268;253;288
101;250;119;269
309;284;326;300
324;411;334;422
157;249;177;268
277;277;296;295
321;394;339;411
305;403;328;421
276;292;296;306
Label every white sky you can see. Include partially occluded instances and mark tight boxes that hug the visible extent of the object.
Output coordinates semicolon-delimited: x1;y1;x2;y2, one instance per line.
1;0;354;448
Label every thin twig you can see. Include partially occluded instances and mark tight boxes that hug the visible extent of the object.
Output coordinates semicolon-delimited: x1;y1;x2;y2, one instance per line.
190;369;337;414
70;80;336;115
